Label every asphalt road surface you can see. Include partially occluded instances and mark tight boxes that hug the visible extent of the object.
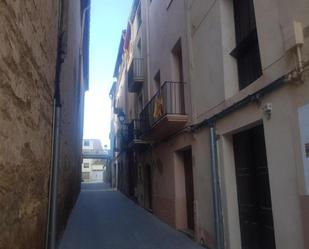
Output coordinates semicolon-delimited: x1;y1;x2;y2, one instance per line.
59;183;204;249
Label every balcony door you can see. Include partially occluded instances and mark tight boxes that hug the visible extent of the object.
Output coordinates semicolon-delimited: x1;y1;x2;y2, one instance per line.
136;39;142;58
170;39;185;115
183;148;194;231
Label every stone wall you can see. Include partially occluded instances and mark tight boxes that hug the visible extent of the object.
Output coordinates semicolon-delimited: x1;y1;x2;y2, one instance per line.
56;0;84;238
0;1;84;248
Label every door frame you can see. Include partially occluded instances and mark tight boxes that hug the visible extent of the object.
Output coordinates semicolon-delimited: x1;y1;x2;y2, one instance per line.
218;121;277;249
232;124;276;249
174;146;196;232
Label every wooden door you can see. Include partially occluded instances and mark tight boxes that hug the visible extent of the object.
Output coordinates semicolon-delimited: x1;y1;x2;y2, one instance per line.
233;125;276;249
183;149;195;231
144;163;152;210
128;151;136;199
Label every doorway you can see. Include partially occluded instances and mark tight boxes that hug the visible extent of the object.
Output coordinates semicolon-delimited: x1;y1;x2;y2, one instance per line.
183;148;195;231
233;124;276;249
128;151;137;200
144;163;152;210
171;39;185;114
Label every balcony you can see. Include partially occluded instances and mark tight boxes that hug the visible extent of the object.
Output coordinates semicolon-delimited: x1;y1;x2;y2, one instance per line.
128;58;144;92
140;81;188;140
128;119;150;148
115;126;128;152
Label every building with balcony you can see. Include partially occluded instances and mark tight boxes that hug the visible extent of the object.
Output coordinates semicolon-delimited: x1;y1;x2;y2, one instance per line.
110;0;309;249
109;0;148;196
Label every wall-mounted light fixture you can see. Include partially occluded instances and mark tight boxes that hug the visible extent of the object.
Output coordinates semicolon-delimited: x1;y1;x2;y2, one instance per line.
117;110;125;124
262;103;272;120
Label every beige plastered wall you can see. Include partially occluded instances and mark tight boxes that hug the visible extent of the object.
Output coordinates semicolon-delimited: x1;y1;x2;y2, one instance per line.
183;0;309;248
215;76;309;249
137;0;309;248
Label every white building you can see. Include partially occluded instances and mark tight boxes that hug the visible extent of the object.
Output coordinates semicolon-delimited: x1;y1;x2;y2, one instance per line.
82;139;106;182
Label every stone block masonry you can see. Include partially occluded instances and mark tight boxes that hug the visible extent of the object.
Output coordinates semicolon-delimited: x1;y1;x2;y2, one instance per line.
0;1;85;248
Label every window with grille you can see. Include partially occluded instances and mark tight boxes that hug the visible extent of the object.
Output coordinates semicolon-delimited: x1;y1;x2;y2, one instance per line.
231;0;262;90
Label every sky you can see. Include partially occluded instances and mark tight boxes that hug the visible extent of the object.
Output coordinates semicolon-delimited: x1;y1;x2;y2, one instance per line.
83;0;133;148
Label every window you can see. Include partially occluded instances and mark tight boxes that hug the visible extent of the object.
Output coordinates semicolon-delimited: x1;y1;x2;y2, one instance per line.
138;92;144;114
231;0;262;90
84;163;90;168
84;140;90;146
137;39;142;57
171;39;184;82
82;172;90;180
137;5;142;29
154;71;161;92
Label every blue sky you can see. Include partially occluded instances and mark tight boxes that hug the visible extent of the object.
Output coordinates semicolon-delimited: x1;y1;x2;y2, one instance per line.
83;0;132;147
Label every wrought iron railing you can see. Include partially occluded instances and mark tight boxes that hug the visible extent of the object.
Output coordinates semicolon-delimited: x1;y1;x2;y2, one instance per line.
128;119;142;143
115;126;128;151
140;81;186;136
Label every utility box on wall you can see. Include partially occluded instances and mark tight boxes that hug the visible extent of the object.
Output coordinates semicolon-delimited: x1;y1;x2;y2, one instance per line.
283;21;304;51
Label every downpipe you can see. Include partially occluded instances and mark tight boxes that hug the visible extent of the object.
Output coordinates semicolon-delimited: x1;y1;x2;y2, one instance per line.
46;102;61;249
210;126;225;249
45;0;65;248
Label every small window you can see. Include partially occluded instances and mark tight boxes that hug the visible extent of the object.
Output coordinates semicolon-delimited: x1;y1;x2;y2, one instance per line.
82;172;90;179
84;140;90;146
84;163;90;168
231;0;262;90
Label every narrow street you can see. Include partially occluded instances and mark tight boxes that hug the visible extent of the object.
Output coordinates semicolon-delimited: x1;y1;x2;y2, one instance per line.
2;1;309;249
59;183;203;249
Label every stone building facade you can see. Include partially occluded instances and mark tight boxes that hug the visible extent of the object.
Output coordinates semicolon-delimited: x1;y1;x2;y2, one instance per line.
0;0;90;248
110;0;309;249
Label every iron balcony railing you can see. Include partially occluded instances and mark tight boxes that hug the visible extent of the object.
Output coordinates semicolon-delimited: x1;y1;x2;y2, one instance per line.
115;126;128;152
140;81;186;136
128;119;142;143
128;58;144;92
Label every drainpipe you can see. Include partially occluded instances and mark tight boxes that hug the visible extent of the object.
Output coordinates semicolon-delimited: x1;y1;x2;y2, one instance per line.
145;0;151;101
80;5;90;57
46;101;61;249
210;126;225;249
45;0;65;248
